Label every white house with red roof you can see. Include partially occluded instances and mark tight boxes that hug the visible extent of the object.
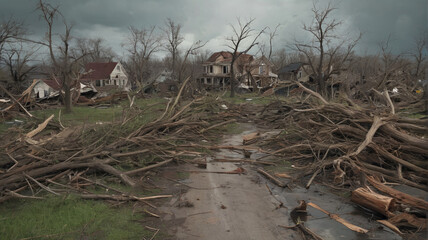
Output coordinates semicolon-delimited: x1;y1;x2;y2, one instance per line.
32;62;129;100
81;62;130;91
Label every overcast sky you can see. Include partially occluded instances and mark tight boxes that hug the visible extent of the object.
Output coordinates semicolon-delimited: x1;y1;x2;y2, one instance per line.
1;0;427;60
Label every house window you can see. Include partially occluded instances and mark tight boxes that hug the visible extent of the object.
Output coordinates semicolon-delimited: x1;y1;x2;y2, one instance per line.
209;65;213;73
259;66;265;74
298;71;302;78
207;78;211;84
223;66;228;74
96;80;101;86
116;65;120;71
114;80;117;85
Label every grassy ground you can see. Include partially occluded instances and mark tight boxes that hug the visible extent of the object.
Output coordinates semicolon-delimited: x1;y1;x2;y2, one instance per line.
0;96;168;134
0;96;170;239
221;91;283;105
0;93;277;239
0;195;152;240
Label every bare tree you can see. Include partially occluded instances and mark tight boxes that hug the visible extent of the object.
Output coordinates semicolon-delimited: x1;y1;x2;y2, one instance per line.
162;18;184;80
36;0;88;113
2;42;39;93
376;36;409;90
263;24;280;61
411;33;427;78
294;2;361;97
124;25;162;88
76;37;116;65
259;24;280;60
0;17;24;58
226;18;265;97
177;40;207;83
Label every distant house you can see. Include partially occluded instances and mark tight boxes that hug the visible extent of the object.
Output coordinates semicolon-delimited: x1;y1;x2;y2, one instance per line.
198;51;277;90
245;56;278;88
147;69;178;94
32;78;97;100
81;62;130;92
278;62;310;82
33;79;60;99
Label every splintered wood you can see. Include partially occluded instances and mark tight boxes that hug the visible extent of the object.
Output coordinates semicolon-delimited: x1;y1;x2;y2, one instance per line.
351;187;396;217
242;132;260;145
256;82;427;235
307;202;369;234
0;95;243;204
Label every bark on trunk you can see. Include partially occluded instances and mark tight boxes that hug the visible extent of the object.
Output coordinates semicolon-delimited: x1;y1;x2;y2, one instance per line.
351;187;396;217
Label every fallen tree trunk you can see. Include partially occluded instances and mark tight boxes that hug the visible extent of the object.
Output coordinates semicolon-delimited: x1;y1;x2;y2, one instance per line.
351;187;396;217
367;176;428;211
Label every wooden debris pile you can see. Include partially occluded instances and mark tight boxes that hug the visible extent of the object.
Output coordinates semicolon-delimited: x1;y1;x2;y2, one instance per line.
0;90;236;203
257;83;427;235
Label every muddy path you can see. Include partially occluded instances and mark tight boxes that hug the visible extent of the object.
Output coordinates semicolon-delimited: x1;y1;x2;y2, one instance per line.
160;123;406;240
160;123;296;239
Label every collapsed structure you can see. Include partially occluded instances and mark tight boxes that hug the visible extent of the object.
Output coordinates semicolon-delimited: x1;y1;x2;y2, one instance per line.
32;62;130;101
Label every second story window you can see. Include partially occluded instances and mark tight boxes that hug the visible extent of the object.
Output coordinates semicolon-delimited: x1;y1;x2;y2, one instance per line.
223;66;228;74
259;66;265;74
209;65;213;73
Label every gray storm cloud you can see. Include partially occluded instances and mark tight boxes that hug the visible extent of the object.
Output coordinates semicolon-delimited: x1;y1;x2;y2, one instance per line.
1;0;426;58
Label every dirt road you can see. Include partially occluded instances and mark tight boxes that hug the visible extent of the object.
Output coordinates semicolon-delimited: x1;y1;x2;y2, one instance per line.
160;124;405;240
161;125;296;240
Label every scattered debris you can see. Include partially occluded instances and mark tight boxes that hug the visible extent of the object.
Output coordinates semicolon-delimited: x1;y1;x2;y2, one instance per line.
257;168;286;188
307;202;369;234
274;173;292;179
177;200;194;208
242;132;260;145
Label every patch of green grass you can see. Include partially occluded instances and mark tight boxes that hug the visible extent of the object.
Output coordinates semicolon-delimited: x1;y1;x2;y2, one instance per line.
0;122;10;134
0;195;151;240
222;122;244;135
131;96;168;109
30;96;168;128
32;106;124;126
264;160;294;173
177;171;190;180
404;112;427;119
221;91;284;105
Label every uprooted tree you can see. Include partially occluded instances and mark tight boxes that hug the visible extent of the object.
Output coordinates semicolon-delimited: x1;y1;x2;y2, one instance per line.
294;2;361;97
226;18;265;98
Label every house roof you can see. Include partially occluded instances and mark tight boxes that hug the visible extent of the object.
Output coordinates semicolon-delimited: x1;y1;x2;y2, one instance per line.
278;62;306;74
42;78;61;91
205;51;253;64
81;62;118;81
251;56;274;66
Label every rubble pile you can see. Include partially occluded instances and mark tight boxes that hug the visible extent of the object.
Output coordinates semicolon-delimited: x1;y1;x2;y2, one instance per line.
256;83;427;235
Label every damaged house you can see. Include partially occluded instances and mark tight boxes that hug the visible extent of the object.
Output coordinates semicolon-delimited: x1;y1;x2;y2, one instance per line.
32;62;129;101
198;51;277;91
277;62;310;82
